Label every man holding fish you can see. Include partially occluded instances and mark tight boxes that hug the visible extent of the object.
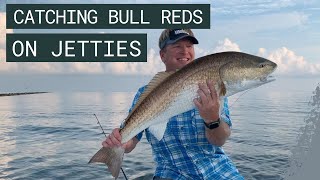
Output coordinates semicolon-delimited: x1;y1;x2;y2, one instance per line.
90;28;277;179
100;29;245;179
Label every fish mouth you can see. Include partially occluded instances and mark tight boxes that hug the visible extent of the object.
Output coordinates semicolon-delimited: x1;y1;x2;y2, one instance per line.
260;75;276;83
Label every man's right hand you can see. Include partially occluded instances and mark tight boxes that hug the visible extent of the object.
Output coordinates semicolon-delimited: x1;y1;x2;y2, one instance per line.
102;128;122;148
102;128;138;153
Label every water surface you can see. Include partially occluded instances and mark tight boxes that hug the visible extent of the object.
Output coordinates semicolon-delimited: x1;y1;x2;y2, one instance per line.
0;77;318;179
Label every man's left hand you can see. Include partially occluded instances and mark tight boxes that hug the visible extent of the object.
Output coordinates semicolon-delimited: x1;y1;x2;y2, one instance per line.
193;80;220;123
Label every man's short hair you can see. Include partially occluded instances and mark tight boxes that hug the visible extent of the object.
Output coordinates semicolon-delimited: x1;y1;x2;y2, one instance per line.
158;29;199;50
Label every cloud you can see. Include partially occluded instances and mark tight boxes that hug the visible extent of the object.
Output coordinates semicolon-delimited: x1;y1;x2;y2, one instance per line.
0;12;14;71
213;38;241;53
0;13;13;48
0;48;165;75
0;13;16;71
194;38;241;58
199;38;320;76
194;46;210;58
258;47;320;76
0;12;13;64
68;62;104;74
0;50;18;72
0;33;318;77
0;49;5;61
200;38;319;76
103;48;165;75
0;61;64;74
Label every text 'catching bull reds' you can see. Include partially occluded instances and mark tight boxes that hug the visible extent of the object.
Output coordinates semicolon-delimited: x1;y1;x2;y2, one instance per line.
88;51;277;178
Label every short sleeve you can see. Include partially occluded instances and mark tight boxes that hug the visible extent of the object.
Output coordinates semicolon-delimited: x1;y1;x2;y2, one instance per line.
221;97;232;127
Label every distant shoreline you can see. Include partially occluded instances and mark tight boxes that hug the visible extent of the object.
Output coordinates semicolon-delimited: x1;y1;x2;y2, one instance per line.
0;92;49;97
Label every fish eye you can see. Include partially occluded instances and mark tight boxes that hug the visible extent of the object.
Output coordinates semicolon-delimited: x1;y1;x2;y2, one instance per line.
259;64;266;68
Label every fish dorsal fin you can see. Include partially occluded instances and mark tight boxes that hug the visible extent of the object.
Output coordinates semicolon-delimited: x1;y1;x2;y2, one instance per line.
123;71;175;124
143;71;175;98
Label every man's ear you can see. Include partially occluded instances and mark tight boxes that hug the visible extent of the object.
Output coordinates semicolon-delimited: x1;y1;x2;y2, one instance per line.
160;49;166;63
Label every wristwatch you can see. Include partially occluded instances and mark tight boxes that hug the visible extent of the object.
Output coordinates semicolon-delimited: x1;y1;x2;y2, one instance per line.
204;118;220;129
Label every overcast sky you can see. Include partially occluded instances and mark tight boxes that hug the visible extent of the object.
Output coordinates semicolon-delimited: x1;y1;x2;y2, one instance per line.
0;0;319;79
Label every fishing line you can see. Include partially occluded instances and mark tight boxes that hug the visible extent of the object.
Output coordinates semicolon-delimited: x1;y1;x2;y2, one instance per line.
0;113;9;121
219;90;252;118
229;89;252;109
93;114;129;180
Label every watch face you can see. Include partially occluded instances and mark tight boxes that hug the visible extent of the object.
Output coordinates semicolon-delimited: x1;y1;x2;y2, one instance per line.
208;122;219;129
204;118;220;129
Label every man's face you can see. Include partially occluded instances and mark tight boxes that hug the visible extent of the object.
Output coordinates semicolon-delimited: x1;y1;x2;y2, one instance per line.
160;38;195;72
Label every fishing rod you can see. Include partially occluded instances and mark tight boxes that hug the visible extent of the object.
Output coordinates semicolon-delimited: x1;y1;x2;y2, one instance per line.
93;114;128;180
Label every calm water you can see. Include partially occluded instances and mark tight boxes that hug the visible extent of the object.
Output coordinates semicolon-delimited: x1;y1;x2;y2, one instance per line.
0;77;319;180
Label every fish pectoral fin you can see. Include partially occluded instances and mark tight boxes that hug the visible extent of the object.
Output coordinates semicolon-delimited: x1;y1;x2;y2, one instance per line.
214;81;227;97
219;81;227;96
148;121;168;141
88;147;125;179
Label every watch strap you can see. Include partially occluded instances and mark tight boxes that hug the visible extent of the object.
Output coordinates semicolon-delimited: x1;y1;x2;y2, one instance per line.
204;118;220;129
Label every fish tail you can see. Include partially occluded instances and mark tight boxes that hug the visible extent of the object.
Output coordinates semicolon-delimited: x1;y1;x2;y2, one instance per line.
88;146;125;179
